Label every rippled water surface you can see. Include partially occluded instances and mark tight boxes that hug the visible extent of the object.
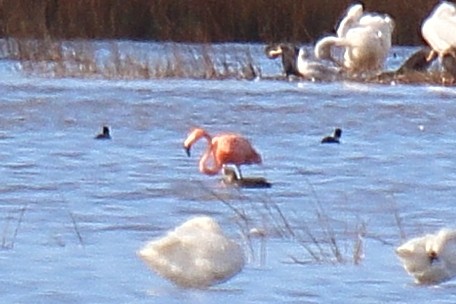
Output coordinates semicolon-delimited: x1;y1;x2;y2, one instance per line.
2;43;456;303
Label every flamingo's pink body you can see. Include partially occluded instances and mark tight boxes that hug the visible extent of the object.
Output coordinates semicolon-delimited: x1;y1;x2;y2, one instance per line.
183;128;262;176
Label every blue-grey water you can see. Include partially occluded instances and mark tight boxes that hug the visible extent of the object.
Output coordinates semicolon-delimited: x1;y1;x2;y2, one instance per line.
1;42;456;303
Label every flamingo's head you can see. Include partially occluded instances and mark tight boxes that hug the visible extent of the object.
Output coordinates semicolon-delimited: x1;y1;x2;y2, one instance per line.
183;128;209;157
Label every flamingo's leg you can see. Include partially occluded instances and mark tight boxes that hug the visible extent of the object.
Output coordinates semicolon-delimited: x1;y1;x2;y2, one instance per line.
234;165;243;180
222;164;242;180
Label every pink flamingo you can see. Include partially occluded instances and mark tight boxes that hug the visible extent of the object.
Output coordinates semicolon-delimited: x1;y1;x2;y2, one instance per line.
183;128;262;178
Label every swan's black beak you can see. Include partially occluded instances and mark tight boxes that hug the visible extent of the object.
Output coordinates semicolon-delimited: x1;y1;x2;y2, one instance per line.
184;146;191;157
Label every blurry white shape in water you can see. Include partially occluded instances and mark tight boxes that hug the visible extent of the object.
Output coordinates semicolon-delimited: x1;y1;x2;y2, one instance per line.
396;228;456;284
138;216;245;288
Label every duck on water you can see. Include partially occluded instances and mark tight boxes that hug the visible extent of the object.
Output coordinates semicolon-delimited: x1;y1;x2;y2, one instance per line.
222;167;271;189
321;128;342;144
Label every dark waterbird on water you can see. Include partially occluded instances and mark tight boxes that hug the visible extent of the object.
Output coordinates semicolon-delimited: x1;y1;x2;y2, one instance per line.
321;128;342;144
95;126;111;140
222;167;271;189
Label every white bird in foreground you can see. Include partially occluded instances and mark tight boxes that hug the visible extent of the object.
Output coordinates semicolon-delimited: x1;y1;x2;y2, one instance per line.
421;1;456;76
396;228;456;284
315;3;394;73
138;216;244;288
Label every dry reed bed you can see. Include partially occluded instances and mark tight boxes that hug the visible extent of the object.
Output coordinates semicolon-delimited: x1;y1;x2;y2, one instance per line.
2;39;261;80
0;0;439;45
5;38;454;86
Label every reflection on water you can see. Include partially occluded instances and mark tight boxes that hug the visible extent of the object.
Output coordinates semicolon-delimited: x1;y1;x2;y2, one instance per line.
1;43;456;303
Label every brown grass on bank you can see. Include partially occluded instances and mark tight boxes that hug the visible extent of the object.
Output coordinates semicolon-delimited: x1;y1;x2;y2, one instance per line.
0;0;440;45
3;38;262;80
4;37;454;86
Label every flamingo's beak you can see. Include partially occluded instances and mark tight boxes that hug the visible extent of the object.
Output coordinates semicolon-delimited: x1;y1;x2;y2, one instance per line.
184;146;191;157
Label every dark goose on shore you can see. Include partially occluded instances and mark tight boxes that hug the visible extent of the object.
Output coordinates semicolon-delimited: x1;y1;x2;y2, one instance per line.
265;44;300;77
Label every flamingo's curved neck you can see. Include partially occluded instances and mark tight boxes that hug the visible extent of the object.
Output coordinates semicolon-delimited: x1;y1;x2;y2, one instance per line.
199;138;222;175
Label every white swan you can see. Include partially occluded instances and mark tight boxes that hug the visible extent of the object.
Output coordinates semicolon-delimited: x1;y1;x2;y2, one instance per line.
265;44;340;80
336;3;364;38
421;1;456;76
138;216;245;288
396;228;456;284
296;48;341;81
315;3;394;73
